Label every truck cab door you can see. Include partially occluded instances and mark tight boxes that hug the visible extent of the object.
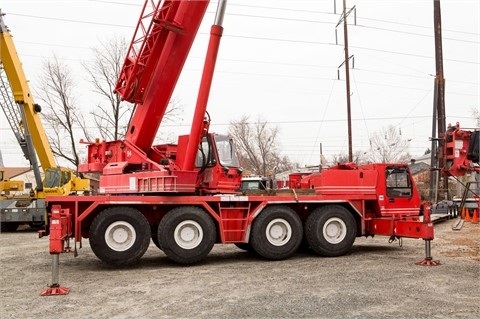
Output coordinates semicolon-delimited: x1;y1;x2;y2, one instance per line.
380;166;418;214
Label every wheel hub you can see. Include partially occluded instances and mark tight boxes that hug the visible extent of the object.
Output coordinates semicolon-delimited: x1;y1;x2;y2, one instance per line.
323;217;347;244
266;218;292;246
174;220;203;250
104;221;136;251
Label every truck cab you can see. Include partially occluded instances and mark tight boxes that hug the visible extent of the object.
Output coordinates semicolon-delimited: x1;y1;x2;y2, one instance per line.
241;176;268;191
299;163;421;217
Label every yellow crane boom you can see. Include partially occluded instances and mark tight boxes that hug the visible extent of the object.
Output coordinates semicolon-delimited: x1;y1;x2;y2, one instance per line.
1;10;89;197
1;11;56;170
0;10;90;231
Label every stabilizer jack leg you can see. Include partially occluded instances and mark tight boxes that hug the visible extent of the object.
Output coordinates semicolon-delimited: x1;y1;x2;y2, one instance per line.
415;240;441;266
40;254;70;296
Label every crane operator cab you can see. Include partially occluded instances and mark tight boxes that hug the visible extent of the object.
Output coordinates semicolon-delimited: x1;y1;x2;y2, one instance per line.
194;133;242;194
196;134;240;168
42;168;89;195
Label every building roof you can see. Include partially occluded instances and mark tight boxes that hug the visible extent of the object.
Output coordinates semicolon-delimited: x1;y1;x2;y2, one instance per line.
0;167;32;180
409;162;430;175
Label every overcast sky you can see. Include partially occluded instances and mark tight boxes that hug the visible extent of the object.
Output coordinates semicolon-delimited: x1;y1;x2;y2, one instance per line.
1;0;479;168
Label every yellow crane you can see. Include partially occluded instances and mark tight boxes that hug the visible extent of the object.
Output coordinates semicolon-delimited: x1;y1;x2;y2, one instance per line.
0;10;90;231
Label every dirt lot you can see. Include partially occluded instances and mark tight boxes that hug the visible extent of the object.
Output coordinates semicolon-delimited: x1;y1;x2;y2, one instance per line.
0;219;478;319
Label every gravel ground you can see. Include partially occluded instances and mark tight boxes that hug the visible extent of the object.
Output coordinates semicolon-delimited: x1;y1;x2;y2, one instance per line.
0;219;478;319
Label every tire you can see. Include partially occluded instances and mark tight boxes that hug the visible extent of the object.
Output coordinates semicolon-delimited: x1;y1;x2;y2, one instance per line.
158;206;216;264
29;222;44;230
250;205;303;260
452;205;459;219
0;222;19;232
305;205;356;257
89;207;150;266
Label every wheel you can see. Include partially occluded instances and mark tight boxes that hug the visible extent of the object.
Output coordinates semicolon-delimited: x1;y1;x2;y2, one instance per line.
0;222;19;232
158;206;216;264
29;222;44;230
250;205;303;260
452;204;459;219
305;205;356;257
89;207;150;266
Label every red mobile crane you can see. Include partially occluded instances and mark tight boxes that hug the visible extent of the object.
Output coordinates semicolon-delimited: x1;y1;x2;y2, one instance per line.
41;0;437;295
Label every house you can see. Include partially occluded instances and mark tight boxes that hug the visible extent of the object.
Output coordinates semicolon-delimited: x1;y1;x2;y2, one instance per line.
409;161;431;200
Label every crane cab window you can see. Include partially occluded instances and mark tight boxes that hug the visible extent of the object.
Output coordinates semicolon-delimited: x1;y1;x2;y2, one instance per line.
44;168;71;188
195;135;240;168
216;136;239;167
61;171;71;186
386;167;412;198
44;169;61;188
195;138;214;168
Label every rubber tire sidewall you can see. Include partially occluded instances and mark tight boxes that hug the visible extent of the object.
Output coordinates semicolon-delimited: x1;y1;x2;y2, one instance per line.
305;205;357;257
250;205;303;260
158;206;216;264
89;207;150;266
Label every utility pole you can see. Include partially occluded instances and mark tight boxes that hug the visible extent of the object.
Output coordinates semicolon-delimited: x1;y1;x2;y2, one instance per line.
429;0;447;201
335;0;355;162
343;0;353;162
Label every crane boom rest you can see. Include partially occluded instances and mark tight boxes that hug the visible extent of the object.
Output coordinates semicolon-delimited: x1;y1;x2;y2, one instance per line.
442;122;479;177
437;122;480;216
0;11;90;231
41;0;438;295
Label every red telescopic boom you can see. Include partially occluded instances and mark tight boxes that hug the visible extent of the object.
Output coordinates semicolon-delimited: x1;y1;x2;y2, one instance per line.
182;0;227;171
115;0;210;152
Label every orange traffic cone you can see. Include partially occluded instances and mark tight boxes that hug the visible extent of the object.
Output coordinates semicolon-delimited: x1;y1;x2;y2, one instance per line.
461;206;466;219
465;209;471;222
472;209;479;224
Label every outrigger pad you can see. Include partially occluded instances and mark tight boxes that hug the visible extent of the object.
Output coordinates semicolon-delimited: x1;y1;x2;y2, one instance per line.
415;258;441;266
40;284;70;296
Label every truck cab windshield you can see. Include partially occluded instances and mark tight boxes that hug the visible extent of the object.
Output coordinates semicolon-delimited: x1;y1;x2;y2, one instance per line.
386;166;412;198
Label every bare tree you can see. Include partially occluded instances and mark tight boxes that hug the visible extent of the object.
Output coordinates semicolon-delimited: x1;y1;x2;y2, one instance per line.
472;107;480;127
38;55;88;168
367;125;411;163
82;35;130;140
331;150;367;165
229;115;294;176
82;36;183;142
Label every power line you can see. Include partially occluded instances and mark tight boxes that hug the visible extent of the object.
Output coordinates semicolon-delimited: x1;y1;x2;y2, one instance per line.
350;45;479;65
5;4;478;47
355;24;479;44
0;115;438;132
6;13;133;28
87;0;141;6
230;2;480;37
